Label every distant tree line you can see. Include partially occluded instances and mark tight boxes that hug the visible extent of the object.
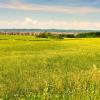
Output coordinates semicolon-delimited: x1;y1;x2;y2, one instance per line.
0;31;100;39
75;32;100;38
36;31;100;39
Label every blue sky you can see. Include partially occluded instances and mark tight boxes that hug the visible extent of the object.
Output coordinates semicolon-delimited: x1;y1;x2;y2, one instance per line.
0;0;100;29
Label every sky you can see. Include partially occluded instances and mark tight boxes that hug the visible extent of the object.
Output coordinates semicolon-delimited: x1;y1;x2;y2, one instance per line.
0;0;100;29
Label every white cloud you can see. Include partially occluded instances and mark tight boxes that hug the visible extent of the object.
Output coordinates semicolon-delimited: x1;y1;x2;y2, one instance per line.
0;17;100;29
0;0;100;14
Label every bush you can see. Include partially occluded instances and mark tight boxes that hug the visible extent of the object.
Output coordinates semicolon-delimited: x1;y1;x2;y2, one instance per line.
36;32;49;38
36;32;64;39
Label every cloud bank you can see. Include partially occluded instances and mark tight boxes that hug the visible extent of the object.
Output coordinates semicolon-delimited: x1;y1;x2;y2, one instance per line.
0;17;100;30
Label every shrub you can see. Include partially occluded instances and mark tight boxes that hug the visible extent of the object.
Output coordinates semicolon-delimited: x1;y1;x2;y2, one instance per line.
36;32;64;39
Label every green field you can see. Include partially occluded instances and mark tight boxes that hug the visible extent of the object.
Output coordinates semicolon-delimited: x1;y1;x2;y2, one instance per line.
0;35;100;100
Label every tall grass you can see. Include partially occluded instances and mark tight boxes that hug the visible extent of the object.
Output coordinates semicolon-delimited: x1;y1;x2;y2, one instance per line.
0;36;100;99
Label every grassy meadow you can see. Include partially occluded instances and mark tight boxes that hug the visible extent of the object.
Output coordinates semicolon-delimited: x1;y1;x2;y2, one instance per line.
0;35;100;99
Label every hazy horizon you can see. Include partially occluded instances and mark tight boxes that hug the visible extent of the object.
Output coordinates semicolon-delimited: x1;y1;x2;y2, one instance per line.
0;29;100;33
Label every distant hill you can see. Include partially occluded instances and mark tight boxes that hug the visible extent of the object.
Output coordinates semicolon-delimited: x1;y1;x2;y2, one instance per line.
0;29;100;33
